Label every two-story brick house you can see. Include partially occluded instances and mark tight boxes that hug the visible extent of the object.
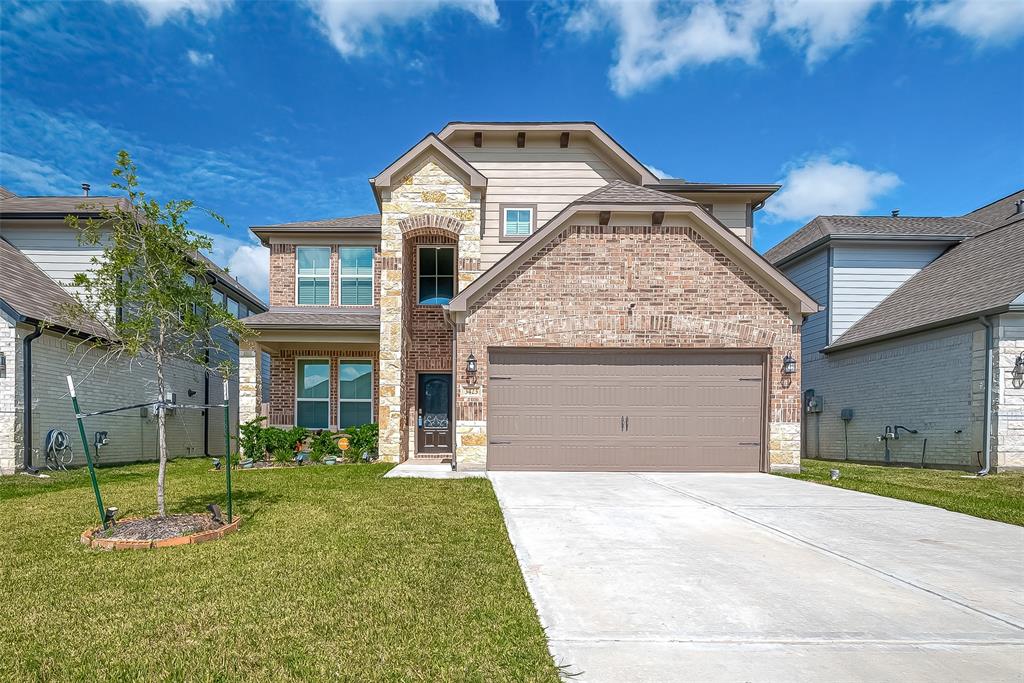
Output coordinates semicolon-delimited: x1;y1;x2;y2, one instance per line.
241;122;818;472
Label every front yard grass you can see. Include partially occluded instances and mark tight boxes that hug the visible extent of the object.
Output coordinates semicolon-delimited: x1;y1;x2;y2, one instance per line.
780;459;1024;526
0;459;558;682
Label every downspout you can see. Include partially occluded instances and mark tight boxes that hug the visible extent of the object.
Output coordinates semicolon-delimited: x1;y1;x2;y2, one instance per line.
443;306;458;471
22;324;43;472
977;316;994;476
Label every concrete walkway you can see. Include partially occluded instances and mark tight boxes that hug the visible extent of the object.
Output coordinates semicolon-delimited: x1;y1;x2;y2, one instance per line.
489;472;1024;682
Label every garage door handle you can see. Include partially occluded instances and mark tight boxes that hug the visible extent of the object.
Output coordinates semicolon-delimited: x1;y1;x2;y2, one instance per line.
489;440;511;445
738;442;760;446
738;378;762;382
625;416;629;431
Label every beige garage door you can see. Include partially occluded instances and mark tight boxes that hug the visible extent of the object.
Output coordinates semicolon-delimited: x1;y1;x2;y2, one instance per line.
486;349;765;472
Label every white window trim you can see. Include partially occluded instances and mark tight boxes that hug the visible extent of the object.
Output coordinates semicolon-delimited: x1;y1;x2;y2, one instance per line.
338;245;375;307
502;206;535;238
338;359;375;429
295;357;331;430
416;244;457;307
295;246;331;306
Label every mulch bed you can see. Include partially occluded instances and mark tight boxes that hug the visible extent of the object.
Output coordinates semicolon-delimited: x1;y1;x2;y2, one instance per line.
81;514;241;550
100;514;217;541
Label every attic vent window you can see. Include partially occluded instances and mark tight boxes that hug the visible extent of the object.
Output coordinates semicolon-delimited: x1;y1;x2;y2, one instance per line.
516;132;525;148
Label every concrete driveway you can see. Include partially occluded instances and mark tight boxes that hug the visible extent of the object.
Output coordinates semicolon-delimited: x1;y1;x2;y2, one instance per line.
489;472;1024;682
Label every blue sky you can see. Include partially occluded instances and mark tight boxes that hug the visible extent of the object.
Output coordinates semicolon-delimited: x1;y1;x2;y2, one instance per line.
2;0;1021;302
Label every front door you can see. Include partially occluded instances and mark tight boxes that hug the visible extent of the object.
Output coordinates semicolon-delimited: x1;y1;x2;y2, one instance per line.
417;373;452;454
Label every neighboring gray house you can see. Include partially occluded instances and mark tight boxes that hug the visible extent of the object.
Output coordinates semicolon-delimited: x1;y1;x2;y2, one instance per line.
767;190;1024;471
0;188;268;474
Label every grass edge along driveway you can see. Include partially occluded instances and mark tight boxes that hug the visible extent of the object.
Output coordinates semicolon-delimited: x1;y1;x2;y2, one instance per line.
780;458;1024;526
0;459;559;682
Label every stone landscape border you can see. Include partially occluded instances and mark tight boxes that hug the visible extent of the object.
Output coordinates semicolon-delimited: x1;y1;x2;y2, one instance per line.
80;516;241;551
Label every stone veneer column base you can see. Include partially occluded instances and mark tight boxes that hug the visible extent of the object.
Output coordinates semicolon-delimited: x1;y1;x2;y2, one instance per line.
455;420;487;470
768;421;801;472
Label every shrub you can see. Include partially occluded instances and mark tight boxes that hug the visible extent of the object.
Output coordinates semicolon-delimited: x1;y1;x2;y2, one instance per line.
272;448;293;465
309;431;342;463
344;423;379;463
239;416;268;461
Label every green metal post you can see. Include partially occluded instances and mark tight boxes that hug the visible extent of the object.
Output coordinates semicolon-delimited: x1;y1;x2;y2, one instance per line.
223;379;232;522
67;376;106;528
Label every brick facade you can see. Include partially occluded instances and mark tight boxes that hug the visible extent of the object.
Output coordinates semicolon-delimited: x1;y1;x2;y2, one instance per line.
454;222;802;471
269;243;296;307
266;345;379;429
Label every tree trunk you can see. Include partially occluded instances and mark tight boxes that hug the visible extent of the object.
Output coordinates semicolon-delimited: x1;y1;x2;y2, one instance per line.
156;345;168;517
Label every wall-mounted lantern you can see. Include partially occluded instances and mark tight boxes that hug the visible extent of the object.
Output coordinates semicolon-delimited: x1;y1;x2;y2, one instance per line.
466;353;478;376
782;351;797;375
0;351;5;377
1013;353;1024;388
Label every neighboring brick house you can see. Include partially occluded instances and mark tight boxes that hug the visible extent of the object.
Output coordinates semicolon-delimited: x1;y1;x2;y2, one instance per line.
242;122;818;472
767;190;1024;472
0;189;267;474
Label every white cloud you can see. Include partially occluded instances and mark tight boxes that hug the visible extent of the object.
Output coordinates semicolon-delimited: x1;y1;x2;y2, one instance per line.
771;0;886;65
0;152;79;195
110;0;233;25
764;156;901;222
908;0;1024;45
305;0;499;57
202;232;269;301
644;162;673;179
186;49;214;67
569;0;767;96
565;0;887;95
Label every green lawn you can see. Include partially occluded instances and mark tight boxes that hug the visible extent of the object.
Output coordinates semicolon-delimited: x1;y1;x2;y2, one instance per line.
0;460;558;682
780;459;1024;526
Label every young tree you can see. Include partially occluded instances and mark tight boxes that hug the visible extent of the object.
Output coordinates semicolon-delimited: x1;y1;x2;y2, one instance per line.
65;151;251;516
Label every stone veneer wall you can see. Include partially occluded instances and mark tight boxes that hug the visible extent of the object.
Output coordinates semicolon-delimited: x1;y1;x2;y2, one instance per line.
377;159;481;461
0;314;22;474
455;222;802;471
994;312;1024;470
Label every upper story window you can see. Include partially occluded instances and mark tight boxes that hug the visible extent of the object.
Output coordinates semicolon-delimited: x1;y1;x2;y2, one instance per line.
340;247;374;306
227;297;240;318
418;246;455;305
502;206;535;240
296;246;330;305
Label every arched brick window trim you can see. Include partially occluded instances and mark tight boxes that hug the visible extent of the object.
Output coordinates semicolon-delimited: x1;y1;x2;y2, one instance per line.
398;213;465;239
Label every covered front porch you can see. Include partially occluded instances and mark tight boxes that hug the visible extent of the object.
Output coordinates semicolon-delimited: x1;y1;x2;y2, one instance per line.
239;309;383;448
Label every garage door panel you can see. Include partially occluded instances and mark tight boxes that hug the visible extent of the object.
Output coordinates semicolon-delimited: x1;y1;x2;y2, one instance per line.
487;349;765;472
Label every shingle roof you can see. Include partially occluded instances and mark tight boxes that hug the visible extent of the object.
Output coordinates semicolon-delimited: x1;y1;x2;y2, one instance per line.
961;188;1024;229
573;180;694;205
827;220;1024;351
0;237;112;339
252;214;381;230
0;195;125;216
764;215;984;265
243;307;380;330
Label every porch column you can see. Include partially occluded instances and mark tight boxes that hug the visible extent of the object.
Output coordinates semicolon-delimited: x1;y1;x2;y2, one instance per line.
238;340;262;444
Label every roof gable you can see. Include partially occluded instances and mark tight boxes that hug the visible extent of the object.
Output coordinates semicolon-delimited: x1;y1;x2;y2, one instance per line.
448;182;818;319
0;237;111;339
437;122;658;186
370;133;486;193
827;220;1024;351
764;215;983;266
